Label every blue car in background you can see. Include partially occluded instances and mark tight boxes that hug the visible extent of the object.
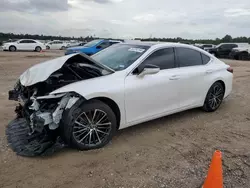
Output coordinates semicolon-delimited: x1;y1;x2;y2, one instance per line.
65;39;121;55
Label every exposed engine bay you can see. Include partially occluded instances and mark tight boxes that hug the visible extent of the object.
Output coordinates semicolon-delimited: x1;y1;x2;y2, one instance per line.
7;54;112;156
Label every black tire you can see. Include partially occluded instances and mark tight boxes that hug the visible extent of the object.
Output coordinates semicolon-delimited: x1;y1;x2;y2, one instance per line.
46;46;50;50
203;82;225;112
9;45;16;52
238;52;249;60
35;46;42;52
61;46;66;50
60;99;117;150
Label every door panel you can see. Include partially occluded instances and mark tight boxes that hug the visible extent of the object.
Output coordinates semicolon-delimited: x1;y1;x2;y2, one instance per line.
177;66;210;107
175;47;211;107
17;42;29;50
125;69;181;124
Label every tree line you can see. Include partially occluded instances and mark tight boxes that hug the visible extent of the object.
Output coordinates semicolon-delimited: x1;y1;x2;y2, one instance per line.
1;32;250;45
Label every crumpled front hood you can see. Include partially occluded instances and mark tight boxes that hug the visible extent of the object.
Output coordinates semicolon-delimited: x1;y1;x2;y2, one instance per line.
19;53;114;87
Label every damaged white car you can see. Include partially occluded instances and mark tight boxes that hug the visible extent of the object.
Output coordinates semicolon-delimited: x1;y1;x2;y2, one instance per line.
6;42;233;156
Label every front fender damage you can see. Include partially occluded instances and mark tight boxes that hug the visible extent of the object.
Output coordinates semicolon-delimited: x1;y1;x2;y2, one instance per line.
29;94;79;132
7;93;80;157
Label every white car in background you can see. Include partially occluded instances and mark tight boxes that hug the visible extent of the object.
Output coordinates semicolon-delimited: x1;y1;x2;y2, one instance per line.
45;40;68;50
2;39;45;52
7;42;233;156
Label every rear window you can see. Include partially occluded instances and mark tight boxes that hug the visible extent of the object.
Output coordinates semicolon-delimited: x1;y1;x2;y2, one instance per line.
201;53;211;64
176;47;203;67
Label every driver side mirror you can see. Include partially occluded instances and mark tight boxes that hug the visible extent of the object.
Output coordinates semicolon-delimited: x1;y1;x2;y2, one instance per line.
96;45;102;49
137;64;160;77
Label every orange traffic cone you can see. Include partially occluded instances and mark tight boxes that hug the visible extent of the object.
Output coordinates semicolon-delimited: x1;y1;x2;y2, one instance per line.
203;150;223;188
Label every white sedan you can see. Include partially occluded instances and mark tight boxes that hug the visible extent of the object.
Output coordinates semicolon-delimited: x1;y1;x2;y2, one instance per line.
7;42;233;156
2;39;46;52
45;40;68;50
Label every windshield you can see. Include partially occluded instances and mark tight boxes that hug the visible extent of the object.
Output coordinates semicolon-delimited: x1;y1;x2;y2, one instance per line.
91;44;149;71
84;39;103;47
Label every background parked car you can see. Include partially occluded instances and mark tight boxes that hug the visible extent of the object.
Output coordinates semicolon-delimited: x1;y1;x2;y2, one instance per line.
199;44;216;50
2;39;46;52
65;39;122;55
229;45;250;60
66;42;87;48
46;40;68;50
207;43;249;58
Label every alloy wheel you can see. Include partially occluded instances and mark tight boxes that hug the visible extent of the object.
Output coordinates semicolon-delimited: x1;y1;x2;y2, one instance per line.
208;84;224;110
73;109;112;147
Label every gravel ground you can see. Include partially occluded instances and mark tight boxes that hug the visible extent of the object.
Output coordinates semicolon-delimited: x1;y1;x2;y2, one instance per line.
0;51;250;188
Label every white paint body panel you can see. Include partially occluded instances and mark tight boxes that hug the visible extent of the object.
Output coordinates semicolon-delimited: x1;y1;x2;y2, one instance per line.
46;41;68;50
3;39;46;51
19;42;233;130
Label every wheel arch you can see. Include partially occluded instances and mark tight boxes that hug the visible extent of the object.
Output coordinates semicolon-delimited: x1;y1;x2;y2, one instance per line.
216;80;226;92
35;46;42;51
203;80;226;104
88;97;121;129
9;45;16;51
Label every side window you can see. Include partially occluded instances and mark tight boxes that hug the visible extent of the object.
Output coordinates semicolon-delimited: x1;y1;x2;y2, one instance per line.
204;45;212;48
110;42;119;45
29;40;36;43
231;44;237;48
220;44;236;49
219;44;227;49
201;53;211;65
19;40;30;43
99;42;110;49
140;48;175;70
176;47;203;67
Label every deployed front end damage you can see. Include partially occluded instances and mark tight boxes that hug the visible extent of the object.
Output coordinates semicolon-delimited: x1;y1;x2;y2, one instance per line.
6;53;113;156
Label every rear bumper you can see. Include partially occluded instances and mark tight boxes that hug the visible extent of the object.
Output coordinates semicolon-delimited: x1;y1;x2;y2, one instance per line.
224;74;233;99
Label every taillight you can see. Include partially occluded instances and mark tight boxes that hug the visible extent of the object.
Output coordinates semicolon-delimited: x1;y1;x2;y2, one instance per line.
227;67;233;73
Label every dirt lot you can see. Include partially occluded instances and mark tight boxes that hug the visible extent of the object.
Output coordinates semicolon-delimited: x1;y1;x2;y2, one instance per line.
0;51;250;188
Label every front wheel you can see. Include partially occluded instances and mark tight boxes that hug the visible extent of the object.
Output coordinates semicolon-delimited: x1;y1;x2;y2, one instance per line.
60;99;117;150
203;82;225;112
9;45;16;52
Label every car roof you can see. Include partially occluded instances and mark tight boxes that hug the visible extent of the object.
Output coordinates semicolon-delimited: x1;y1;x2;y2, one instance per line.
219;42;249;45
120;41;197;48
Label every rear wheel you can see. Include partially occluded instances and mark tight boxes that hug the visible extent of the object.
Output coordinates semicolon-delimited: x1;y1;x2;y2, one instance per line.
60;99;117;150
238;52;249;60
46;46;50;50
61;46;66;50
9;45;16;52
35;46;42;52
203;82;225;112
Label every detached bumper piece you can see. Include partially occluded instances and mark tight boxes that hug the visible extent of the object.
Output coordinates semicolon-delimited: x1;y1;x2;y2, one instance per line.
6;118;66;157
8;90;19;101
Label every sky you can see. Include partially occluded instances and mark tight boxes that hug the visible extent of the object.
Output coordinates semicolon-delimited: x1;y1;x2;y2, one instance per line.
0;0;250;39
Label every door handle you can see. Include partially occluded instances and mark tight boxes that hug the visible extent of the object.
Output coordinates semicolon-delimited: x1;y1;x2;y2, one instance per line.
169;75;180;80
206;70;214;74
